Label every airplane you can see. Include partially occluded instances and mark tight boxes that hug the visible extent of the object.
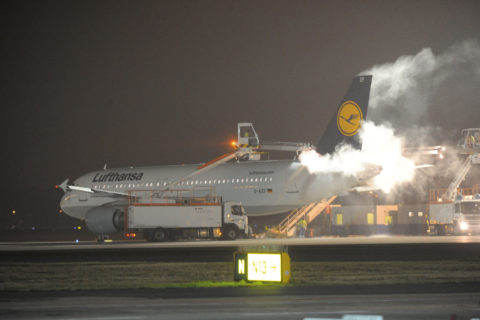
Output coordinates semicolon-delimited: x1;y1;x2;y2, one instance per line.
58;75;374;239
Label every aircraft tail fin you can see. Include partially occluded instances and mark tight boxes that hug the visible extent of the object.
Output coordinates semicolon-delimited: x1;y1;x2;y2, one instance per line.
316;75;372;154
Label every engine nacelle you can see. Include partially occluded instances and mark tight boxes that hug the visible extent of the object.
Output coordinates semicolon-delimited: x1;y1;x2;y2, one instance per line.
85;207;124;235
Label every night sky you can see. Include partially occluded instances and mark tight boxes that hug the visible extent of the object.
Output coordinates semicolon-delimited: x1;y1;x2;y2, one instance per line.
2;0;480;226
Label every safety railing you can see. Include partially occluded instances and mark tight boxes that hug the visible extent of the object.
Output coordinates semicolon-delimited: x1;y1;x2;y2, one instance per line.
429;185;480;204
278;195;337;236
128;187;220;206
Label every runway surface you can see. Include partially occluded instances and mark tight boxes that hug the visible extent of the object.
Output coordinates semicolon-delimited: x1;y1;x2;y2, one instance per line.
2;235;480;251
1;236;480;262
1;291;479;320
2;236;480;319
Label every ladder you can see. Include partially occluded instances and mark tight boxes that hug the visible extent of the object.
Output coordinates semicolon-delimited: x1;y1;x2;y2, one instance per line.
278;195;337;237
442;155;473;201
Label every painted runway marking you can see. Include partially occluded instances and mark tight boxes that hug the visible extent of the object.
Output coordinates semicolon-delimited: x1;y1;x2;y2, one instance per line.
242;311;366;316
49;317;145;320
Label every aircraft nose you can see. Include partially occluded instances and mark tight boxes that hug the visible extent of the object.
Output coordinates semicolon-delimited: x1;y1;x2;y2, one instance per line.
59;192;72;213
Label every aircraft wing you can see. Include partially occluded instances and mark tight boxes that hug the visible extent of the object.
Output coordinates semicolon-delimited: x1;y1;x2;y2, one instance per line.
164;150;246;189
57;179;130;197
349;185;378;193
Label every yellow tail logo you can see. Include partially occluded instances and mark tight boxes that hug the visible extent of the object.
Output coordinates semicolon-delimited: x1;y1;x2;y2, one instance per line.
337;100;363;136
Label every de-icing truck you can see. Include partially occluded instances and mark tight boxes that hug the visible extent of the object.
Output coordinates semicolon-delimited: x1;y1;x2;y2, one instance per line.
428;191;480;235
125;188;248;241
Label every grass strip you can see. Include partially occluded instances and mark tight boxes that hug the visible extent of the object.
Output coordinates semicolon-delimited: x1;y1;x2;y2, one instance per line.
1;260;480;291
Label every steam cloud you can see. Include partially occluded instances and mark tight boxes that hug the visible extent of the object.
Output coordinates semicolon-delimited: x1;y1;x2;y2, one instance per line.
302;40;480;196
300;121;416;193
365;40;480;145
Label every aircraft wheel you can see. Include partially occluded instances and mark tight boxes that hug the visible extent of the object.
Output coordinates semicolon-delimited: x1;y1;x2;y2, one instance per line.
223;225;238;240
151;228;168;242
247;226;253;239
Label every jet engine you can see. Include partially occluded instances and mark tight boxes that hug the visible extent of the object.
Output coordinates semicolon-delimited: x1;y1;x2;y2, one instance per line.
85;207;124;235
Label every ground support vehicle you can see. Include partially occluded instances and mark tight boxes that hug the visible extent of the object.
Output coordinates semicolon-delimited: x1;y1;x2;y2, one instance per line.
125;188;248;241
429;193;480;235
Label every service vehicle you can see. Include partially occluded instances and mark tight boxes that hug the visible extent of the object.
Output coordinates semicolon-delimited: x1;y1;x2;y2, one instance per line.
428;190;480;235
125;188;248;241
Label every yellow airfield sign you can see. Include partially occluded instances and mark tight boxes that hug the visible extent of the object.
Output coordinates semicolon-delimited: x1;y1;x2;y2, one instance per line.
234;252;291;283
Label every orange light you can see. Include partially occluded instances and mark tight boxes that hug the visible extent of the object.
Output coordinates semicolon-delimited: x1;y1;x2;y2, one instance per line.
231;140;237;148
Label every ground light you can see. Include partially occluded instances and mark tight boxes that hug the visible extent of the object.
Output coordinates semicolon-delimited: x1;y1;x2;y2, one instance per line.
234;251;291;284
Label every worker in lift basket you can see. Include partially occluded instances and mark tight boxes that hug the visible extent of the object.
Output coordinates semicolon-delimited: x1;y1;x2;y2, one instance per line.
297;218;308;238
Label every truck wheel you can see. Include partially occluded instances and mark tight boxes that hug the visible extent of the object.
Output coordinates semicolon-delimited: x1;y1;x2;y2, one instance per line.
151;228;167;242
168;230;182;241
145;231;153;242
223;225;238;240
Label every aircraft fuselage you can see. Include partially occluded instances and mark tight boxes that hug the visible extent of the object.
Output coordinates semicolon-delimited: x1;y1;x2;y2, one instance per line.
60;159;357;220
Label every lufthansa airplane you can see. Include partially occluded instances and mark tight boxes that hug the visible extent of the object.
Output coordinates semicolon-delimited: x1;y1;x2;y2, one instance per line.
59;75;373;237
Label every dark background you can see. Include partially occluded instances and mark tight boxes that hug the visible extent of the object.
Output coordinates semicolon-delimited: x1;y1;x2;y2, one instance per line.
2;0;480;232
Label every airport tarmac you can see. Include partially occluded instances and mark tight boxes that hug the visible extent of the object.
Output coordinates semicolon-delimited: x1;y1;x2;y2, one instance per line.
2;235;480;252
2;235;480;263
1;291;479;320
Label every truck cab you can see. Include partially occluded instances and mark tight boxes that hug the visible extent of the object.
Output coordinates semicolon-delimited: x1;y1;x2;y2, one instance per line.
223;202;249;240
453;194;480;234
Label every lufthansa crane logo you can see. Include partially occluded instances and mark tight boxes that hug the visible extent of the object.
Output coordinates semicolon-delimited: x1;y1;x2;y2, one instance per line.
337;100;363;136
